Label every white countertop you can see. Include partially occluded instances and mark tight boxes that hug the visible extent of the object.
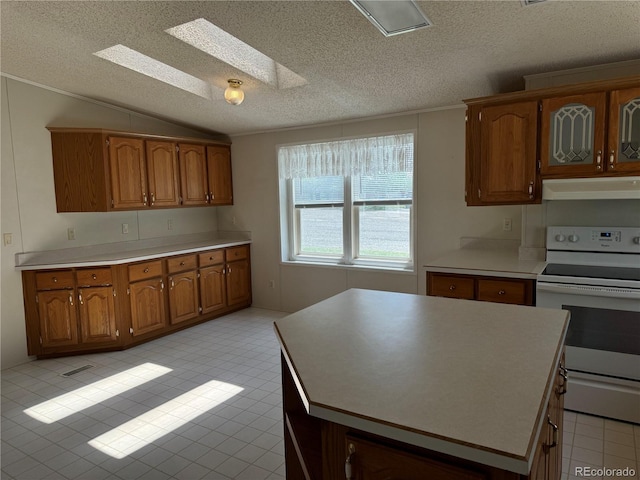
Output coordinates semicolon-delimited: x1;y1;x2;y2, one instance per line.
274;289;569;474
15;232;251;270
424;239;546;279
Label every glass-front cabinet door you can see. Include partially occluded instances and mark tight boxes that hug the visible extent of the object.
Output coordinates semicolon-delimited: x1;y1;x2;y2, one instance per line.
608;87;640;173
541;92;607;177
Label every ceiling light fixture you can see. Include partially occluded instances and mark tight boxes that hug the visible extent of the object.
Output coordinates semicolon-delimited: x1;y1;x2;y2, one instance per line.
224;79;244;105
349;0;432;37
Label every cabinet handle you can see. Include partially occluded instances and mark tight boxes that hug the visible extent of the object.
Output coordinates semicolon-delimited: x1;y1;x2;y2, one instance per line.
345;443;355;479
171;280;175;288
79;293;83;305
557;364;568;395
92;273;97;280
545;416;559;452
528;181;534;199
52;276;58;283
449;284;456;291
498;290;506;295
210;191;214;200
609;150;615;169
143;268;149;273
143;193;148;205
69;294;74;306
205;193;210;202
596;150;602;171
161;281;165;290
209;256;214;261
180;261;185;266
228;266;232;274
150;193;155;205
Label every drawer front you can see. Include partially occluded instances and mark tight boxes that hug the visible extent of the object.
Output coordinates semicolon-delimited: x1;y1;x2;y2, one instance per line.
226;245;249;262
427;274;474;300
477;278;527;305
199;250;224;267
76;268;112;286
36;270;75;290
129;261;163;282
167;254;197;273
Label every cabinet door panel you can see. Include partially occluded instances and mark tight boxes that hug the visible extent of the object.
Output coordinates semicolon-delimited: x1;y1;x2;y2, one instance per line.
130;278;166;336
108;137;147;209
168;271;199;324
608;87;640;173
146;141;180;207
480;102;539;203
79;286;118;344
200;265;226;314
207;145;233;205
226;259;251;307
179;144;208;205
38;290;78;348
346;435;487;480
541;92;606;177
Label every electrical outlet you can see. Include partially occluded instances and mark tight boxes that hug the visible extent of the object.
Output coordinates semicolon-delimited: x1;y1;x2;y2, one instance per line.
122;223;129;234
3;233;12;246
67;228;76;240
167;219;173;230
503;218;512;231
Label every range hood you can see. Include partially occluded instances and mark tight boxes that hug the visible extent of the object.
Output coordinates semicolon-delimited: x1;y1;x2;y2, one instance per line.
542;176;640;200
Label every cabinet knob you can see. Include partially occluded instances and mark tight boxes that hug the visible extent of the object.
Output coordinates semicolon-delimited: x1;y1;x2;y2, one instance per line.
209;256;214;260
180;261;185;266
449;285;456;291
92;274;97;280
498;290;506;295
143;268;149;273
52;277;58;283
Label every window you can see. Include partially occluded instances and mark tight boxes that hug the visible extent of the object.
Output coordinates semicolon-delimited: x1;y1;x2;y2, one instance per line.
278;133;414;270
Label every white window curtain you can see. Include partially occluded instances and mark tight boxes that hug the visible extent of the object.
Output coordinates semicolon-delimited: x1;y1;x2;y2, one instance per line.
278;133;414;179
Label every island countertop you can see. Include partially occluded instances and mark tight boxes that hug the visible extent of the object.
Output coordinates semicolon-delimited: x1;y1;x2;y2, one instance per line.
274;288;569;474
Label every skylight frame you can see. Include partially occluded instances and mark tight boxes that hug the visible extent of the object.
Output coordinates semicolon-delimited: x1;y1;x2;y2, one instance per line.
349;0;432;37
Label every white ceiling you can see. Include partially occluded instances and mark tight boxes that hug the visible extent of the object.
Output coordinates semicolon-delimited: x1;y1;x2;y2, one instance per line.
1;1;639;136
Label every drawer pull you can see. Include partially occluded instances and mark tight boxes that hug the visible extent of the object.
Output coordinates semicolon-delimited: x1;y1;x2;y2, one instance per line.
545;416;558;452
345;443;355;479
449;284;456;291
180;261;185;266
557;364;568;395
52;277;58;283
209;256;214;261
498;290;506;295
69;294;74;306
143;268;149;273
92;274;97;280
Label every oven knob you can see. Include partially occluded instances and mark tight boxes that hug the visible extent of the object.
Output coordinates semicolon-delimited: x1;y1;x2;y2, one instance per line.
555;234;566;242
568;234;579;243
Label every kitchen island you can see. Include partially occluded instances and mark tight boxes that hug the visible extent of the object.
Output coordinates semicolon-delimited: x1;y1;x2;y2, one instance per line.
274;289;569;480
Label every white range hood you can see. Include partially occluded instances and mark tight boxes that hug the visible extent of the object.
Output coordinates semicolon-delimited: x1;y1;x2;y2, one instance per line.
542;176;640;200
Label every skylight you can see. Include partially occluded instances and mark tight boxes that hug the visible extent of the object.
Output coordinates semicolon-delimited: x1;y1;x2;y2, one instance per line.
349;0;432;37
94;45;221;99
166;18;307;89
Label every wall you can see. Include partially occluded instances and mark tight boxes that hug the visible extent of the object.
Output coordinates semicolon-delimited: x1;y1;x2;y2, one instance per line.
1;77;223;369
220;108;523;312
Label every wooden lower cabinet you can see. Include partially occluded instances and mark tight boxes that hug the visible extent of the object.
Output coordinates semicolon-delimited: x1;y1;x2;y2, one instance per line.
427;272;535;306
129;277;166;336
78;286;118;343
22;244;252;358
37;289;78;348
282;351;565;480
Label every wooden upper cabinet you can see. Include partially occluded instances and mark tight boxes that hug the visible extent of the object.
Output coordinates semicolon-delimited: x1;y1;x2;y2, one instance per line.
179;143;209;205
477;101;539;204
608;87;640;174
541;92;607;177
48;128;231;212
146;141;180;207
207;145;233;205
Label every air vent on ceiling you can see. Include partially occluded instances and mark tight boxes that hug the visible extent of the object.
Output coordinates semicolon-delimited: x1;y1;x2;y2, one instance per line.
350;0;432;37
60;364;94;377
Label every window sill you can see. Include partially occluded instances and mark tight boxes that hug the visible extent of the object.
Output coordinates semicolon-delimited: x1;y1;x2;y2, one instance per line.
280;259;415;275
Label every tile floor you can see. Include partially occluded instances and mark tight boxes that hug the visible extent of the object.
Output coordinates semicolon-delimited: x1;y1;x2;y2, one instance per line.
1;307;639;480
1;308;288;480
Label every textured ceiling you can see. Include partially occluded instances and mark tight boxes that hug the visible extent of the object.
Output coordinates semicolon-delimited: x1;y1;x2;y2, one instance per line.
1;1;639;136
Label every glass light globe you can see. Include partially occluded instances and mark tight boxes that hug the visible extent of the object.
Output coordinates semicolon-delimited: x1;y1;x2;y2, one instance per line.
224;80;244;105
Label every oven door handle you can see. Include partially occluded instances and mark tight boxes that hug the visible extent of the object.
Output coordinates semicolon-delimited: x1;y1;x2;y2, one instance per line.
537;282;640;299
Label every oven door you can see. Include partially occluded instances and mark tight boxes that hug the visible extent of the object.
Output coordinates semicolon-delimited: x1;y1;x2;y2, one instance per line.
536;281;640;423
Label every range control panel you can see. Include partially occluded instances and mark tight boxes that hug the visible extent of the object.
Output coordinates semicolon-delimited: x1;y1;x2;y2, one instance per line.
547;226;640;253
